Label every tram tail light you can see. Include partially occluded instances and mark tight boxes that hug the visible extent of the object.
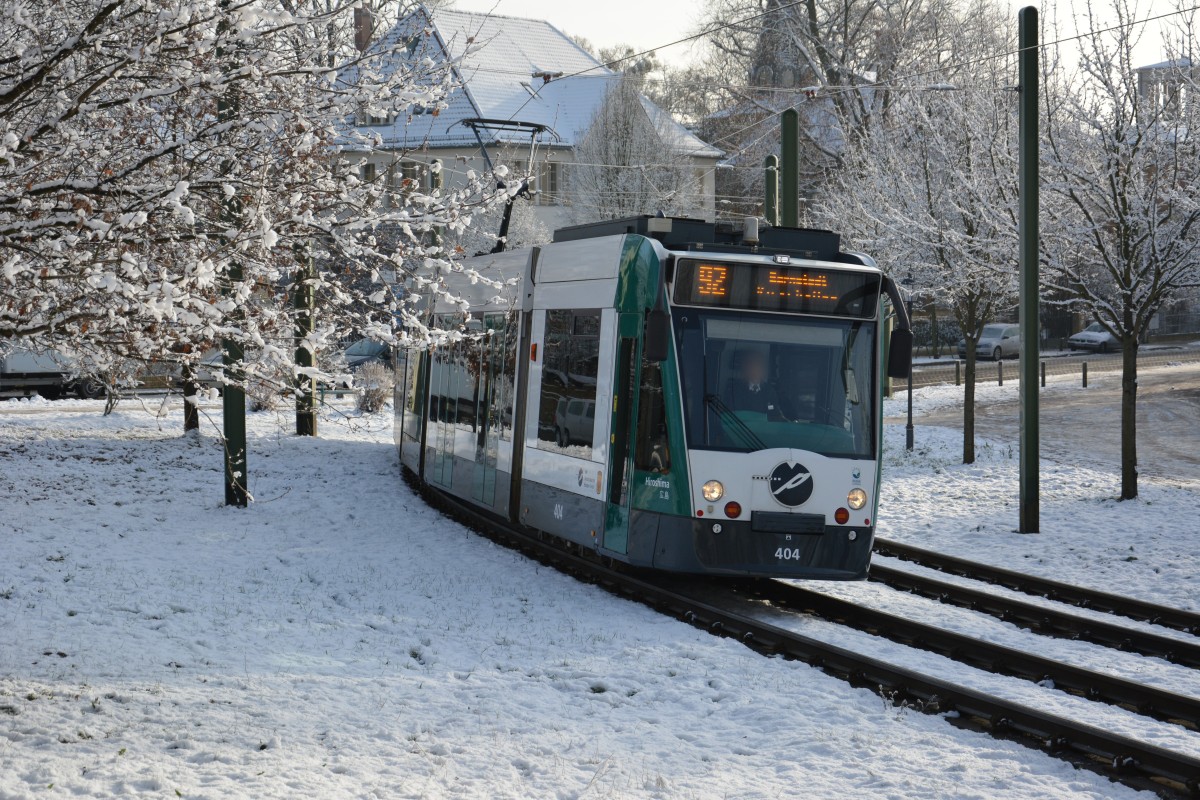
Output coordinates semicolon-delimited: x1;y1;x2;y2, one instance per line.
834;507;850;525
723;501;742;518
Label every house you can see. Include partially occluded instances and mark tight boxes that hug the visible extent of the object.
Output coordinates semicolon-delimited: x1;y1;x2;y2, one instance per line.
699;0;855;223
1136;58;1195;121
346;6;723;232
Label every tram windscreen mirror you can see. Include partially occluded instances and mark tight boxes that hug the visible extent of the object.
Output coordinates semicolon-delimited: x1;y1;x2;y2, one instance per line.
673;259;880;318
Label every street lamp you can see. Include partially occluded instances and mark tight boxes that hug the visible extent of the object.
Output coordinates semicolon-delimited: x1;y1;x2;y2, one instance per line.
901;272;916;451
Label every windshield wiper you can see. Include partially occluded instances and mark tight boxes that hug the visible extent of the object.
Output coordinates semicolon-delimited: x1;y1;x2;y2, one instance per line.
704;394;769;451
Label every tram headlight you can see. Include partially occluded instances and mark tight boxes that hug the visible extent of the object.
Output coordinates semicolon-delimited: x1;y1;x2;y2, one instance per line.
701;480;725;502
847;488;868;510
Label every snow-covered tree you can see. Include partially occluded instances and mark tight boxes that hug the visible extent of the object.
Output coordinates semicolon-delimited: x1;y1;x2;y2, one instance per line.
700;0;965;158
1043;0;1200;500
696;0;973;221
0;0;503;394
816;0;1020;464
1;0;510;503
569;77;701;221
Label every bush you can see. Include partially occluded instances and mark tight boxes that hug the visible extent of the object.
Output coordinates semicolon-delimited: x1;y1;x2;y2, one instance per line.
248;378;284;412
355;361;394;414
910;316;962;352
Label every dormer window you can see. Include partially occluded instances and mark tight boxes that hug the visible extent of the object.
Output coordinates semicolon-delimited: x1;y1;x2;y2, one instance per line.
357;109;394;126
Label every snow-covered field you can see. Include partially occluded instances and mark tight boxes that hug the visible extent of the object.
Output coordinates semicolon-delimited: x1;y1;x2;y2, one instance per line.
880;363;1200;611
1;375;1197;799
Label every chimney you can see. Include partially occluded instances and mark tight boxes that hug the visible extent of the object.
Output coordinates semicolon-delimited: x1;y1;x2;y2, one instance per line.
354;6;373;52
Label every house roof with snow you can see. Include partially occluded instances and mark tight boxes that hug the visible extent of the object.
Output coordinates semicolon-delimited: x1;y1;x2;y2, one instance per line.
352;7;722;158
1136;57;1193;72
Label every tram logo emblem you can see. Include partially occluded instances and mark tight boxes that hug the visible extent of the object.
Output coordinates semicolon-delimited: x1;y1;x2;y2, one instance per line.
769;462;813;507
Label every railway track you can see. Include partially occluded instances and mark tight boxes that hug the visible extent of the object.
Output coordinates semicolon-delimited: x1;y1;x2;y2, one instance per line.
874;538;1200;635
865;560;1200;668
411;474;1200;797
735;579;1200;731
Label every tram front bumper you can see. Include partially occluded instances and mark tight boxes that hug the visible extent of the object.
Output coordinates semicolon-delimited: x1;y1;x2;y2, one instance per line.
651;515;875;579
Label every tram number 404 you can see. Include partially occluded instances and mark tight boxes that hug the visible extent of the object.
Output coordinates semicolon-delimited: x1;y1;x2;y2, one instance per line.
775;547;806;561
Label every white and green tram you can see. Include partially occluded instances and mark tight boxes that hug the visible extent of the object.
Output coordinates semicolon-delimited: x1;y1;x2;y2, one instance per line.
395;216;912;578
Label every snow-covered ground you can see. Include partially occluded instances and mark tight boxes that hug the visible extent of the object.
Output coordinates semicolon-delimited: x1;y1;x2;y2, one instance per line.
880;362;1200;610
1;371;1197;798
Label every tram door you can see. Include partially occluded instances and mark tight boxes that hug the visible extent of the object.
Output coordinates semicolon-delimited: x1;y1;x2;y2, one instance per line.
604;315;641;554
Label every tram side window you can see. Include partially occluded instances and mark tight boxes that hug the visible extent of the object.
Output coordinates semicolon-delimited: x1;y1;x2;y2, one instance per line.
456;337;480;431
500;310;518;441
401;347;424;442
537;309;601;457
633;357;670;473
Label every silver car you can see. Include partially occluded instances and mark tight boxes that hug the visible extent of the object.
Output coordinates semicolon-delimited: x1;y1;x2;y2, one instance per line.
1068;322;1119;353
957;323;1020;361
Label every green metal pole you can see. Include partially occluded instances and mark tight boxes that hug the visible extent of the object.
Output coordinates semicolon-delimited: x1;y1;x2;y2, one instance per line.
1018;6;1039;533
294;244;317;437
780;108;799;227
219;0;248;506
763;155;779;226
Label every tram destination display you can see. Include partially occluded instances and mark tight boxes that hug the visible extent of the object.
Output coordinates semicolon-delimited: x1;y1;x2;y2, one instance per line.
673;259;880;317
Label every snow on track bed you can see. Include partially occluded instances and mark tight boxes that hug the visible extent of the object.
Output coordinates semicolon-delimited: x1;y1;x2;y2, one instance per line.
870;555;1200;648
424;484;1200;796
1;399;1153;799
879;366;1200;612
794;575;1200;698
870;540;1200;637
738;590;1200;761
5;366;1200;798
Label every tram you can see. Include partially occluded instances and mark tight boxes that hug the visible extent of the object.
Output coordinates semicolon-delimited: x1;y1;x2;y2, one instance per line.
394;215;912;578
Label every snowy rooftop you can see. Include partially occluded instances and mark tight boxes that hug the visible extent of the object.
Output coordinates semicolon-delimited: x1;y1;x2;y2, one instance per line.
355;7;722;157
1136;57;1194;72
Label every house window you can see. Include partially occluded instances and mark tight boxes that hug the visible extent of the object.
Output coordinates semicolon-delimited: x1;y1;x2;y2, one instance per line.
506;159;527;187
387;161;425;206
536;161;560;205
361;162;377;184
357;109;393;126
493;159;561;206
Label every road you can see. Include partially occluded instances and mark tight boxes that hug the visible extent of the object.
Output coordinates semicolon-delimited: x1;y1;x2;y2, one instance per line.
910;360;1200;489
909;346;1200;389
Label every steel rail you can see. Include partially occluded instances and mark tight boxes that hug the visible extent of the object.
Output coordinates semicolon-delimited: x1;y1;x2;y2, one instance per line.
740;580;1200;732
410;474;1200;796
868;563;1200;669
874;539;1200;635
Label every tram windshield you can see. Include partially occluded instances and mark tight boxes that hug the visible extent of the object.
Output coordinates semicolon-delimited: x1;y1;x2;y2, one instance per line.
674;310;876;458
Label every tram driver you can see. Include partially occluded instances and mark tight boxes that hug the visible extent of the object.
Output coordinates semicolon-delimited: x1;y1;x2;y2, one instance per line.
726;349;789;421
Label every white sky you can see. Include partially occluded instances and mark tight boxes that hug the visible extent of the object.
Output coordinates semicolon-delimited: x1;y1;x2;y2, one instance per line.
447;0;1181;73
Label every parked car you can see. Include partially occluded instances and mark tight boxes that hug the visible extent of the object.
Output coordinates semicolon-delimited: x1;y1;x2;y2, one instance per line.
1068;322;1119;353
340;338;392;372
957;324;1021;361
554;398;595;447
0;346;106;398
